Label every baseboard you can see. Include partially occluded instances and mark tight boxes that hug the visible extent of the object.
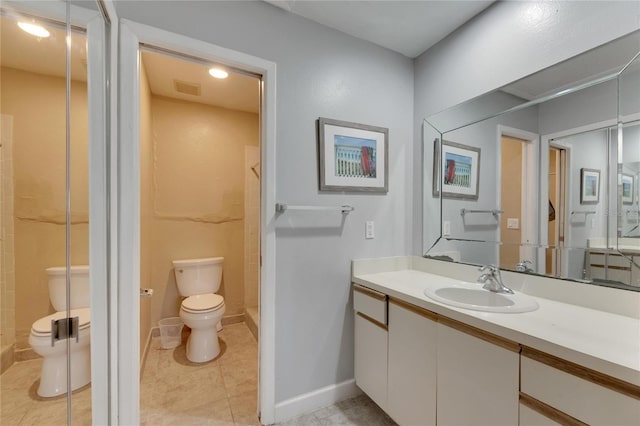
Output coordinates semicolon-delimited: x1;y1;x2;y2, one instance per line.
274;379;362;423
244;308;259;341
222;313;245;326
15;347;39;362
1;344;15;374
140;327;155;376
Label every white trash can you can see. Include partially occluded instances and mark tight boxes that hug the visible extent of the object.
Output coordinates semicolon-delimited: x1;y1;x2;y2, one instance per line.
158;317;183;349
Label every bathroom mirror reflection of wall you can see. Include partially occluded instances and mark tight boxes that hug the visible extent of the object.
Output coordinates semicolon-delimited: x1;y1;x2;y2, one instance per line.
423;30;640;291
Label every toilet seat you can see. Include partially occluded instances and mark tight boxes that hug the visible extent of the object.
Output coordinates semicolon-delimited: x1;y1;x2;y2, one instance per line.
181;294;224;313
31;308;91;337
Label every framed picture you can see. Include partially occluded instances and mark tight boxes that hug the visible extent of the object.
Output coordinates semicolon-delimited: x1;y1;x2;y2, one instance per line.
432;139;481;200
580;168;600;204
317;117;388;192
622;173;634;205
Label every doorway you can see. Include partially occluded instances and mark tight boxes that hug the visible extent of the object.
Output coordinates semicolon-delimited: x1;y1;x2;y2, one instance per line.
497;130;538;271
137;48;261;424
117;20;277;425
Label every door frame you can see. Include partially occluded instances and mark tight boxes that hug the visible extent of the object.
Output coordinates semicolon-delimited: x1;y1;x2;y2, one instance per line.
540;117;622;277
117;20;277;425
496;125;539;267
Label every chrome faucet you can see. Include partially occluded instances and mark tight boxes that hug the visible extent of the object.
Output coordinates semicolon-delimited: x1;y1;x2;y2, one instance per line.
515;260;533;273
477;265;514;294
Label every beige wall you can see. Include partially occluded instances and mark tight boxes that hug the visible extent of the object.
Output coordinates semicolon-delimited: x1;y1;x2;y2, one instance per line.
140;61;153;356
500;136;523;269
1;67;88;349
148;96;259;326
244;146;260;309
1;113;16;365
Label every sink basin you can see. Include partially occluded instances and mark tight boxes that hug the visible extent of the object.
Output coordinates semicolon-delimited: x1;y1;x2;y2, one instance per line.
424;284;539;313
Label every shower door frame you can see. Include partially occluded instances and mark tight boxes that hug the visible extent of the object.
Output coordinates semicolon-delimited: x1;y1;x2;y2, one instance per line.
1;0;112;422
117;19;277;425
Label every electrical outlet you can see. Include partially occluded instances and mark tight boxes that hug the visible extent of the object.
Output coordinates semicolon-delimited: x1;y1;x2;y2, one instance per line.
507;218;519;229
365;221;375;239
443;221;451;236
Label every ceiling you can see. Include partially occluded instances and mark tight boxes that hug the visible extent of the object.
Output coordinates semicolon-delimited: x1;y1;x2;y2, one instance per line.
264;0;494;58
2;1;497;113
141;51;260;114
0;15;87;82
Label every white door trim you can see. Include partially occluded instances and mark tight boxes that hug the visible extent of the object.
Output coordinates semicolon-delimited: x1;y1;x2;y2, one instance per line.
117;19;277;425
496;125;539;267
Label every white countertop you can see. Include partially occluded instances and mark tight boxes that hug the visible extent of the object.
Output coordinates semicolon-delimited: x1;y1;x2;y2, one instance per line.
353;268;640;387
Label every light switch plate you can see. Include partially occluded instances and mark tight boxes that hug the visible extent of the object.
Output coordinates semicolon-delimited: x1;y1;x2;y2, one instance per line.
507;218;519;229
443;221;451;236
365;221;375;239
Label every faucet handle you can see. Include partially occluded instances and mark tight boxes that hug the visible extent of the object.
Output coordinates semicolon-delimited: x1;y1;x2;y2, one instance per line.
519;260;532;265
478;264;498;273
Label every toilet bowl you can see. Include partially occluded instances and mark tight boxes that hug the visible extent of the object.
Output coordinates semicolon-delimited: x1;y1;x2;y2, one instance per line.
29;265;91;397
180;294;225;362
173;257;225;363
29;308;91;397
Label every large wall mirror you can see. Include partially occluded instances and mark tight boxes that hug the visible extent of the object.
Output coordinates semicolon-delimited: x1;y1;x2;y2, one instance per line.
423;30;640;291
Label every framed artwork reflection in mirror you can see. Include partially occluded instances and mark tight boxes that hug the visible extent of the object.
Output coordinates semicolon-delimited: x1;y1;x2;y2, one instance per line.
433;139;481;200
580;168;600;204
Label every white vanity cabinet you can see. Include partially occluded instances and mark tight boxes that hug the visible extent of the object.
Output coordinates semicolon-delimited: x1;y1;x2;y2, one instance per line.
353;284;388;410
352;281;640;426
387;299;437;425
520;349;640;425
436;319;520;426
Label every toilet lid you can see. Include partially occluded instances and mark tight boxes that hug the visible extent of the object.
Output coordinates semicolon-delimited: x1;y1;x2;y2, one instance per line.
32;308;91;335
182;294;224;313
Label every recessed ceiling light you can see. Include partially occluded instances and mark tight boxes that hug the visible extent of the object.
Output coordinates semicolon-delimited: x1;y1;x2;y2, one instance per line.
208;68;229;79
18;22;50;38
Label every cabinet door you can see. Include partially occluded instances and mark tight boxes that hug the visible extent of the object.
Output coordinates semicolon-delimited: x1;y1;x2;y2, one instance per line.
437;322;519;426
387;300;437;426
354;312;388;410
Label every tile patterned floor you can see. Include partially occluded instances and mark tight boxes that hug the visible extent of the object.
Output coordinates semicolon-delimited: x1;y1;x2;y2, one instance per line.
275;395;396;426
0;356;92;425
141;322;259;426
2;322;394;426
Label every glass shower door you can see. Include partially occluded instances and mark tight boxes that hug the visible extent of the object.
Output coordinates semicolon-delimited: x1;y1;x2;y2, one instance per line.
0;1;109;424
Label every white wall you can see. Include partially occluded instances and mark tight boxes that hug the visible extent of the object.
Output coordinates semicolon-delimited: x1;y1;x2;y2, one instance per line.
414;0;640;254
113;0;414;404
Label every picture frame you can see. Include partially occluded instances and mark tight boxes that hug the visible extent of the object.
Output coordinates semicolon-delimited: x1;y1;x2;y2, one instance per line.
432;139;481;200
317;117;388;193
622;173;634;205
580;168;600;204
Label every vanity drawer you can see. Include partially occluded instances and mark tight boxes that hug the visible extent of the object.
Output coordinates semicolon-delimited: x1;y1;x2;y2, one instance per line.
521;351;640;425
353;284;387;325
589;252;632;269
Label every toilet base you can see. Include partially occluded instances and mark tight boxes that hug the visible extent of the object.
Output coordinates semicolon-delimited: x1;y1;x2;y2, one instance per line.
38;344;91;398
186;328;220;363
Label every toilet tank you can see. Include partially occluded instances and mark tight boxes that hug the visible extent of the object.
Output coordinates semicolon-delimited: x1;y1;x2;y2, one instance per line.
46;265;90;312
173;257;224;296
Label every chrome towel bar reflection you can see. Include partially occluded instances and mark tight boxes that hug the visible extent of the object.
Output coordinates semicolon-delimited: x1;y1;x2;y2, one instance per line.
460;208;503;219
275;203;354;214
571;210;596;218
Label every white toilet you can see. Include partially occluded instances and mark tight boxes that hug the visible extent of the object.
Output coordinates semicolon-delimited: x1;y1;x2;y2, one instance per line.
173;257;226;363
29;265;91;398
